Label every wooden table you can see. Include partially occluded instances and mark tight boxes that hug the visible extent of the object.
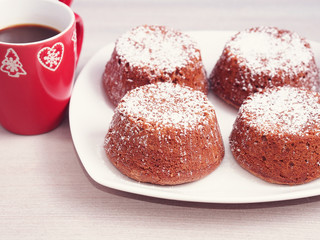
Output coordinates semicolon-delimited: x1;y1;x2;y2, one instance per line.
1;0;320;239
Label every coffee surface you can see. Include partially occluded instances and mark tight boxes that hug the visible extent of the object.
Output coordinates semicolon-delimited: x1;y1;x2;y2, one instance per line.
0;24;60;43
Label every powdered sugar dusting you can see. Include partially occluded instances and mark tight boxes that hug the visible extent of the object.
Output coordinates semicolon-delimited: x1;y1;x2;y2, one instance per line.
116;25;199;73
117;82;214;129
227;26;314;77
240;86;320;136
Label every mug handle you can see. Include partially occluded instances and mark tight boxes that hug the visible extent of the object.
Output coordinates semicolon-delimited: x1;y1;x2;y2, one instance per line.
59;0;83;64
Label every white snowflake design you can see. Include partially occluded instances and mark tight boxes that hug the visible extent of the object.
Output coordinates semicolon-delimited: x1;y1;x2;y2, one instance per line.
71;30;77;59
43;48;61;68
72;30;77;43
37;42;64;71
0;48;27;78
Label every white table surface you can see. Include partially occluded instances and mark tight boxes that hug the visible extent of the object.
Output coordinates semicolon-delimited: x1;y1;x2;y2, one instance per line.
1;0;320;239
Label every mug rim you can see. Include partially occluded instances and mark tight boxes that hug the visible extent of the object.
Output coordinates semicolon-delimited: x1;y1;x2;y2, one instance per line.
0;0;75;46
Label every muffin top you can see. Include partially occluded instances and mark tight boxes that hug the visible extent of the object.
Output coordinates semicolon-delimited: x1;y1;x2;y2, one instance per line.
226;26;315;79
239;86;320;136
116;82;215;130
115;25;200;73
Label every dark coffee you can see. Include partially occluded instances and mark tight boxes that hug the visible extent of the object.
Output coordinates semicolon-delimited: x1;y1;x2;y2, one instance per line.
0;24;60;43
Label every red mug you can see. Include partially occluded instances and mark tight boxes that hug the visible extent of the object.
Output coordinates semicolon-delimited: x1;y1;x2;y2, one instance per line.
0;0;83;135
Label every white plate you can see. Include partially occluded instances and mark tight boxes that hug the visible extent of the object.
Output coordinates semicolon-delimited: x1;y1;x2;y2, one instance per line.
69;30;320;204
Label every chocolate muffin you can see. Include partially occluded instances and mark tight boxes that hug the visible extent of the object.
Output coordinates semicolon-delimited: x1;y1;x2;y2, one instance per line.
209;26;320;108
103;25;208;106
104;82;224;185
230;86;320;185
